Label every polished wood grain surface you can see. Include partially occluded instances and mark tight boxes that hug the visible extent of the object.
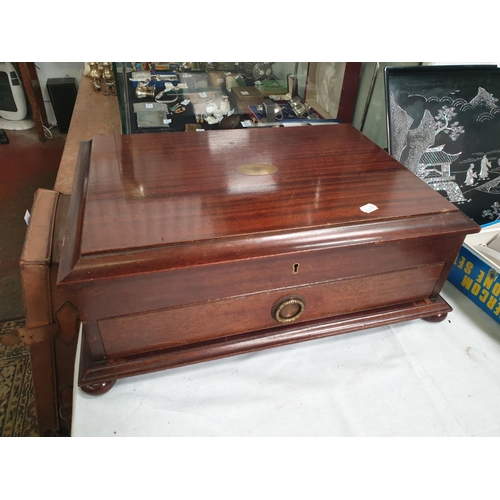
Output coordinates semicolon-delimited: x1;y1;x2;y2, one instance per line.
78;295;453;388
81;125;457;255
56;124;480;392
67;232;462;321
98;264;443;358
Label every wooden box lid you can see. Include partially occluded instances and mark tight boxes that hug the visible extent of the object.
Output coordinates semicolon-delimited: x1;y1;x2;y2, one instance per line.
58;124;479;283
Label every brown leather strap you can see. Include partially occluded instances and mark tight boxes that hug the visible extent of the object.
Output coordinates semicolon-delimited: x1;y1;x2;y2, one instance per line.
19;188;60;434
18;323;59;345
20;188;58;264
20;189;59;329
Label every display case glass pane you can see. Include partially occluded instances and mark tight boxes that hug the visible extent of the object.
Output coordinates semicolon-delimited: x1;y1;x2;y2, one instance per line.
112;62;361;134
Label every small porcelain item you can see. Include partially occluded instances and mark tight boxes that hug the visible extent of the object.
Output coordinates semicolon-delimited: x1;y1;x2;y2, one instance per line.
205;102;217;115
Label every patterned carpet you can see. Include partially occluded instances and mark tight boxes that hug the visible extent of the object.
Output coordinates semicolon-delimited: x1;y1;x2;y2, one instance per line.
0;319;39;437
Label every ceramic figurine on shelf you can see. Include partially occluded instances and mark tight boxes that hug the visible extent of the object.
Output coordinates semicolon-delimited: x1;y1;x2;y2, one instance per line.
220;95;230;116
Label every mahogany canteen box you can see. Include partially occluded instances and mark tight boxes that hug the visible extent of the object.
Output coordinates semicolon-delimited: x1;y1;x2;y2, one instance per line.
57;124;480;395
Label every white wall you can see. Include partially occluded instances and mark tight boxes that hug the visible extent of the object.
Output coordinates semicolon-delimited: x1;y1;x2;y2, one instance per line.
34;62;84;125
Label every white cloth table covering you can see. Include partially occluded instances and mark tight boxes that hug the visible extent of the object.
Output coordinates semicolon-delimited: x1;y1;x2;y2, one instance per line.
71;282;500;436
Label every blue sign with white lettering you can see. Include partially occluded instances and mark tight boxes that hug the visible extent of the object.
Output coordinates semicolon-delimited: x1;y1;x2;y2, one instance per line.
448;244;500;324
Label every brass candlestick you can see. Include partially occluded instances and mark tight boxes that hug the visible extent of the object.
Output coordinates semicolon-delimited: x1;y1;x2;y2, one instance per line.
102;63;116;96
136;81;155;99
88;62;102;91
102;62;113;81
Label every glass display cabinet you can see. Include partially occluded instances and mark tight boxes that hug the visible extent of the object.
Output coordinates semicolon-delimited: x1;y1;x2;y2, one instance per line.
112;62;362;134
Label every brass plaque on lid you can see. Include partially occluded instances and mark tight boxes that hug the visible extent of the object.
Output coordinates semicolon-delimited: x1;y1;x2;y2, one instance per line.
237;163;278;176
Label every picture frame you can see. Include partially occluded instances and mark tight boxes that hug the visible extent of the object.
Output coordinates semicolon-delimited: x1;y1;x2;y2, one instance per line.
385;65;500;225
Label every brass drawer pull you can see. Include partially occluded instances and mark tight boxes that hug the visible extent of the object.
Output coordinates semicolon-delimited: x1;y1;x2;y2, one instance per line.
271;295;306;323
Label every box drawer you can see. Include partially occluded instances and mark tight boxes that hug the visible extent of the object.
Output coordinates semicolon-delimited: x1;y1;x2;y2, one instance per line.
74;231;459;322
99;264;443;358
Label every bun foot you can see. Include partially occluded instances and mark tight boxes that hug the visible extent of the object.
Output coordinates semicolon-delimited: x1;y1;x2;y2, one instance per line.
81;380;116;396
422;313;448;323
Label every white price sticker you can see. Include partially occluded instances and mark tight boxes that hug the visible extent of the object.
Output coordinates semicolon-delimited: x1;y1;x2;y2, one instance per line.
217;78;224;83
241;91;249;96
199;92;207;98
360;203;379;214
163;119;172;124
145;103;154;109
181;99;190;105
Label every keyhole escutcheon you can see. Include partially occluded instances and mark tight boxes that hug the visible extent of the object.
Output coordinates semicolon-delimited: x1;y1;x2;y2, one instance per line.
293;263;300;274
